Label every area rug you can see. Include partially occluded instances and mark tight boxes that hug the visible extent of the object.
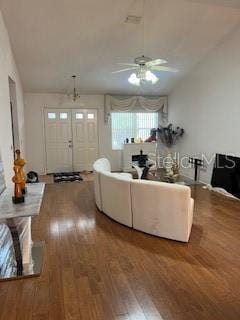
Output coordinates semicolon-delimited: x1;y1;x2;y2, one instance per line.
53;172;83;183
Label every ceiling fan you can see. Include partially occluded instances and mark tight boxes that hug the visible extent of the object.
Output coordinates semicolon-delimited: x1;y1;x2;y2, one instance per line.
112;55;178;86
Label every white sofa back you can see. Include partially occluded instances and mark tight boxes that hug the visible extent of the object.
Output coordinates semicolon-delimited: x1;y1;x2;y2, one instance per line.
131;180;194;242
93;158;111;211
100;171;133;227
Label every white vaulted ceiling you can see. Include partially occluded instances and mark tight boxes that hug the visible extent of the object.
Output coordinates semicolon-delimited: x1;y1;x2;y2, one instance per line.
1;0;240;95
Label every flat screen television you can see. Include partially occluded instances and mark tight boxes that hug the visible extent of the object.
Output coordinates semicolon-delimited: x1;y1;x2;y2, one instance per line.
211;154;240;198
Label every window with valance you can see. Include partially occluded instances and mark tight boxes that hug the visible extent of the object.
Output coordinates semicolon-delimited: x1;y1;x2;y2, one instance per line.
105;95;168;150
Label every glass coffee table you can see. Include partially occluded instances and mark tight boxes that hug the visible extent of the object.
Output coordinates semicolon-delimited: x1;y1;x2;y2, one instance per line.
147;169;202;186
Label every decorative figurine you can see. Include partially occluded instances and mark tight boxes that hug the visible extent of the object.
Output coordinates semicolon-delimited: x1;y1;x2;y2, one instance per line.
12;165;25;203
14;149;26;194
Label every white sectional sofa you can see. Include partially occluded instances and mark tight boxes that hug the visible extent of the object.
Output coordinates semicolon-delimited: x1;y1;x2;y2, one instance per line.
93;158;194;242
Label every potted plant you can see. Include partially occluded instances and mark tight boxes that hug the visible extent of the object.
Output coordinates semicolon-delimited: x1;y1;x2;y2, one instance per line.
147;124;184;179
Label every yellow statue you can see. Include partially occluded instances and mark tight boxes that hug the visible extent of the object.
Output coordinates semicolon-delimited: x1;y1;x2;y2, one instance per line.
12;165;25;203
14;149;26;193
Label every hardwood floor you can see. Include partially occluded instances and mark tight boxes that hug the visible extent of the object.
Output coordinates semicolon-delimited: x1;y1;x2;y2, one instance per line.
0;181;240;320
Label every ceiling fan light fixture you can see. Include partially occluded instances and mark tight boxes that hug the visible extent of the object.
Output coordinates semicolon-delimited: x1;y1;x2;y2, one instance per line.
128;70;159;86
145;70;159;84
128;73;141;86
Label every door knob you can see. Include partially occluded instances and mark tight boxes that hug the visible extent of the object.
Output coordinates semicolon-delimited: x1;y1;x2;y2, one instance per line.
68;140;72;143
69;145;72;148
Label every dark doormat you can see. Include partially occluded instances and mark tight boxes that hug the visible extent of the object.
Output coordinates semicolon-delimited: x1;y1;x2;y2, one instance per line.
53;172;83;183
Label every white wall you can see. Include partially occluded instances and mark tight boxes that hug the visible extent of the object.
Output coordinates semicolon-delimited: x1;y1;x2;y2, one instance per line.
169;25;240;184
0;11;25;186
24;93;122;174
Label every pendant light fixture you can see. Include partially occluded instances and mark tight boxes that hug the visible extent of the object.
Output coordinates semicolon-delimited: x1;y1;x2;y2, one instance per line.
71;75;80;101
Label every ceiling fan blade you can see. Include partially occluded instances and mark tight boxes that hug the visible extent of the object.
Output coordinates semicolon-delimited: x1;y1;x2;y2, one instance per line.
112;67;138;74
117;63;139;67
146;59;168;67
151;66;178;73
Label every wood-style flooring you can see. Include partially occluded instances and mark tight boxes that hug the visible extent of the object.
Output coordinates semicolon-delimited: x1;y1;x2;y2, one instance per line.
0;181;240;320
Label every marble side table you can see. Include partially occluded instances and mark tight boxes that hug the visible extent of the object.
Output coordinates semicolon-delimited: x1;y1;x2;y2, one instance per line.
0;183;45;281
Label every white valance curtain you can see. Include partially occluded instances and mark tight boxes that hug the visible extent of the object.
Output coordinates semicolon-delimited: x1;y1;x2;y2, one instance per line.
104;95;168;123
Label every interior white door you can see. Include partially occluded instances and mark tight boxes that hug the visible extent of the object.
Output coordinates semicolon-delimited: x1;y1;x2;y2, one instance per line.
72;109;98;171
44;109;73;173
